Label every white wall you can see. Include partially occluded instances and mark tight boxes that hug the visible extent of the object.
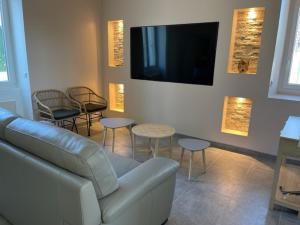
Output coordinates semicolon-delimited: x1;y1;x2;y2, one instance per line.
22;0;102;94
101;0;300;155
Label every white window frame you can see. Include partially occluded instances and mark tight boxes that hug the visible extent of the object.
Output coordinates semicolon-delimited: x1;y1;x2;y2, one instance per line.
277;0;300;95
0;0;16;87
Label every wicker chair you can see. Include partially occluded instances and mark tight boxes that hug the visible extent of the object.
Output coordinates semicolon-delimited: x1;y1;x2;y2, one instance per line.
67;86;107;136
32;89;81;133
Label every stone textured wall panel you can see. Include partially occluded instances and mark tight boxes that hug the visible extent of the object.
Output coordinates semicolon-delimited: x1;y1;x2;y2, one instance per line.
222;96;253;136
108;20;124;67
228;8;265;74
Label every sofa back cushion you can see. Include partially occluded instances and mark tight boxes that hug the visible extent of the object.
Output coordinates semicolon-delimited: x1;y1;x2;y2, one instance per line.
0;108;18;140
4;118;119;199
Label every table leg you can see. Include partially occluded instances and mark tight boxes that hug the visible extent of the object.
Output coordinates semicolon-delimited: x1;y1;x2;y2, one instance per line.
188;151;194;181
149;138;152;149
149;138;153;155
132;134;135;159
180;148;185;166
103;127;107;147
169;136;173;158
112;128;115;153
128;125;133;151
154;139;159;158
202;149;206;174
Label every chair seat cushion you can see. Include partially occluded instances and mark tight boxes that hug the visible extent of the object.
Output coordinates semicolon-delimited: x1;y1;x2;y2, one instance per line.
53;109;80;120
4;118;119;199
85;103;107;113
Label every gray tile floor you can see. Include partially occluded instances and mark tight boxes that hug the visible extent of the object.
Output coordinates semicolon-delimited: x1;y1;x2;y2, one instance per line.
80;123;300;225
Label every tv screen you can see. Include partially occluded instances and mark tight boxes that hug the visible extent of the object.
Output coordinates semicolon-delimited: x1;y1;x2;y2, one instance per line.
130;22;219;86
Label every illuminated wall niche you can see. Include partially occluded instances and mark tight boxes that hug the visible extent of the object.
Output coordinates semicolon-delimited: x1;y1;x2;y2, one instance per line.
221;96;253;136
109;83;125;112
228;7;265;74
108;20;124;67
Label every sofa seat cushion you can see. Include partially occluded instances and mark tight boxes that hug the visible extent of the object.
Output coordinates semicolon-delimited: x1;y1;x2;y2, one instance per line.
0;108;18;140
105;151;140;178
4;118;119;199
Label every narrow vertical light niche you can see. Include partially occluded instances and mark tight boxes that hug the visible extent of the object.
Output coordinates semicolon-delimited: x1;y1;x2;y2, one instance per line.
221;96;253;136
109;83;125;112
228;7;265;74
108;20;124;67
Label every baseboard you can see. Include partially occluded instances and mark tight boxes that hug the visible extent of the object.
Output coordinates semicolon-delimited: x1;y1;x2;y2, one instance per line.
210;140;276;161
175;132;276;161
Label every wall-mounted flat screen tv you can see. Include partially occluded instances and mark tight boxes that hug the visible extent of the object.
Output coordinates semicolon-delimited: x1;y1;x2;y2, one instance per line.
130;22;219;86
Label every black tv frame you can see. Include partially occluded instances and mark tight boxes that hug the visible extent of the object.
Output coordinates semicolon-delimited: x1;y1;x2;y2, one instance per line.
130;22;219;86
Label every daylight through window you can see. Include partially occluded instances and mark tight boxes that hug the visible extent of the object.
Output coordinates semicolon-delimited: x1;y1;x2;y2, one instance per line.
0;1;8;82
288;9;300;85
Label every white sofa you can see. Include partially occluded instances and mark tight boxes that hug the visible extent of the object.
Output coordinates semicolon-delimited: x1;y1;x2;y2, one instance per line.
0;108;179;225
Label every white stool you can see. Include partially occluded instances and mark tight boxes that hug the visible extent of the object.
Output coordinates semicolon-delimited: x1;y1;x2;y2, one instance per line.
178;138;210;181
100;118;135;153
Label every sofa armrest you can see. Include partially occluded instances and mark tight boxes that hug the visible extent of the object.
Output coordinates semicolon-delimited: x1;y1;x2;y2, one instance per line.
99;157;179;223
105;151;140;178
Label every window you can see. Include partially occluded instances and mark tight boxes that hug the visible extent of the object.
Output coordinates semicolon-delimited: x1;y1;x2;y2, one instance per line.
0;0;15;85
270;0;300;98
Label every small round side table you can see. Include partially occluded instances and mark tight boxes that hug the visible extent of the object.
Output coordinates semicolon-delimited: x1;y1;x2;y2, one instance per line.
178;138;210;181
132;123;176;159
100;118;135;153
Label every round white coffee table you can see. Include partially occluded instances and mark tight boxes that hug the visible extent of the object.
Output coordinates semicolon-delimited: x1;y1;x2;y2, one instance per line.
132;123;176;159
178;138;210;181
100;118;135;153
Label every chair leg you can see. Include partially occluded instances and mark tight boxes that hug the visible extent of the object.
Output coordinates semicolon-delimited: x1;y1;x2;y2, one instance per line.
73;118;78;134
71;120;74;131
89;114;92;127
86;114;91;136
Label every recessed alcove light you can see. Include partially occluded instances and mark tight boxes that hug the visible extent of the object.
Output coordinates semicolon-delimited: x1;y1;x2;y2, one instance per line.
221;96;253;136
227;7;265;74
108;20;124;67
109;82;125;112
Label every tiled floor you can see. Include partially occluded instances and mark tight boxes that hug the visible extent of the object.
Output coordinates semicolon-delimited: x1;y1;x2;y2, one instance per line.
81;123;300;225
